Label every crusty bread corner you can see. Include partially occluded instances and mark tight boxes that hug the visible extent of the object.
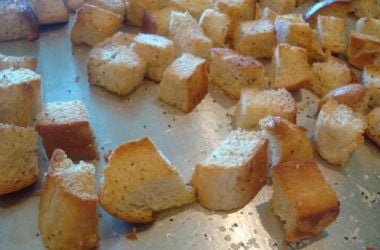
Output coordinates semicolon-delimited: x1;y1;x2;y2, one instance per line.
0;52;37;71
346;31;380;70
259;0;295;14
190;129;268;211
39;149;98;250
0;123;38;195
99;136;195;223
86;0;125;19
314;100;367;165
365;107;380;147
199;8;230;48
362;64;380;108
0;0;39;42
29;0;69;25
352;0;380;18
271;160;340;242
93;31;135;48
317;15;346;54
259;116;314;167
356;17;380;39
142;7;179;37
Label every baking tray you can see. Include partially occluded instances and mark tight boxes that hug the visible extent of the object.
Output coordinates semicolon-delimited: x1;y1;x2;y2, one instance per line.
0;4;379;250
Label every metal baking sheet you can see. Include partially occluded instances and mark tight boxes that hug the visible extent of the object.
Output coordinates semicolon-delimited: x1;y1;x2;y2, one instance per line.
1;4;379;250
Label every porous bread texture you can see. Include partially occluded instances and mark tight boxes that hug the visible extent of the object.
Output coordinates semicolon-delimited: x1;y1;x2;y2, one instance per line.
259;116;314;167
346;31;380;70
0;123;38;195
0;53;37;71
125;0;171;26
199;8;230;48
131;33;175;82
0;68;42;127
87;42;147;96
0;0;39;42
158;53;208;113
99;136;195;223
317;15;346;54
365;107;380;147
308;56;353;98
259;0;295;14
269;43;311;90
356;17;380;39
86;0;125;19
36;100;99;161
62;0;84;12
39;149;98;250
209;48;268;100
260;7;279;23
362;64;380;108
190;129;268;211
314;100;367;165
352;0;380;18
70;3;123;46
170;0;216;20
29;0;68;25
232;19;276;59
142;7;179;37
168;11;212;59
94;31;136;48
234;87;297;130
271;161;340;242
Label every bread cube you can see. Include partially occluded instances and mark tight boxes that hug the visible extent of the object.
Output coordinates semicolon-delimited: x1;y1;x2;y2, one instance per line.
346;31;380;69
314;100;367;165
29;0;68;25
86;0;125;19
365;107;380;147
131;33;175;82
317;15;346;54
36;100;99;161
168;11;212;59
158;53;208;113
309;30;328;62
352;0;380;18
362;65;380;108
87;42;147;96
99;137;195;223
0;68;42;126
209;48;268;100
232;19;276;59
259;116;314;167
70;3;123;46
259;0;295;14
0;52;37;71
199;9;230;48
125;0;169;26
39;149;98;249
0;123;38;195
260;7;279;22
272;161;340;242
142;7;179;36
170;0;216;20
190;129;268;211
308;56;353;97
270;43;311;90
94;31;135;48
234;88;297;130
356;17;380;39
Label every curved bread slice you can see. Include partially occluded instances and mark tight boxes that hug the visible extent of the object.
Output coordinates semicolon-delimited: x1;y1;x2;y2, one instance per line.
99;137;195;223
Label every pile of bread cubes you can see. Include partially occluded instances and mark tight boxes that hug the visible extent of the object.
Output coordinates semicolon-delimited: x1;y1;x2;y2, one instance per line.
1;0;380;248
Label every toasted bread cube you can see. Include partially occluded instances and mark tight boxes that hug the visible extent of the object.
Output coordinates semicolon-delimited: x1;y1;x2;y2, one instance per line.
0;123;38;195
362;65;380;108
87;42;147;96
70;4;123;46
315;100;366;165
352;0;380;18
62;0;84;12
36;100;99;161
272;161;340;242
309;29;328;62
142;7;179;36
365;107;380;147
216;0;256;38
94;31;135;48
0;52;37;71
232;19;276;59
158;53;208;113
356;17;380;40
0;68;42;126
308;56;353;97
317;15;346;54
275;14;313;50
125;0;169;26
39;149;98;249
190;129;268;211
170;0;216;20
131;33;175;82
29;0;69;25
259;0;295;14
259;116;314;167
234;88;297;130
86;0;125;18
346;31;380;69
270;43;311;90
168;11;212;59
209;48;268;99
260;7;279;22
199;9;230;48
99;137;195;223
